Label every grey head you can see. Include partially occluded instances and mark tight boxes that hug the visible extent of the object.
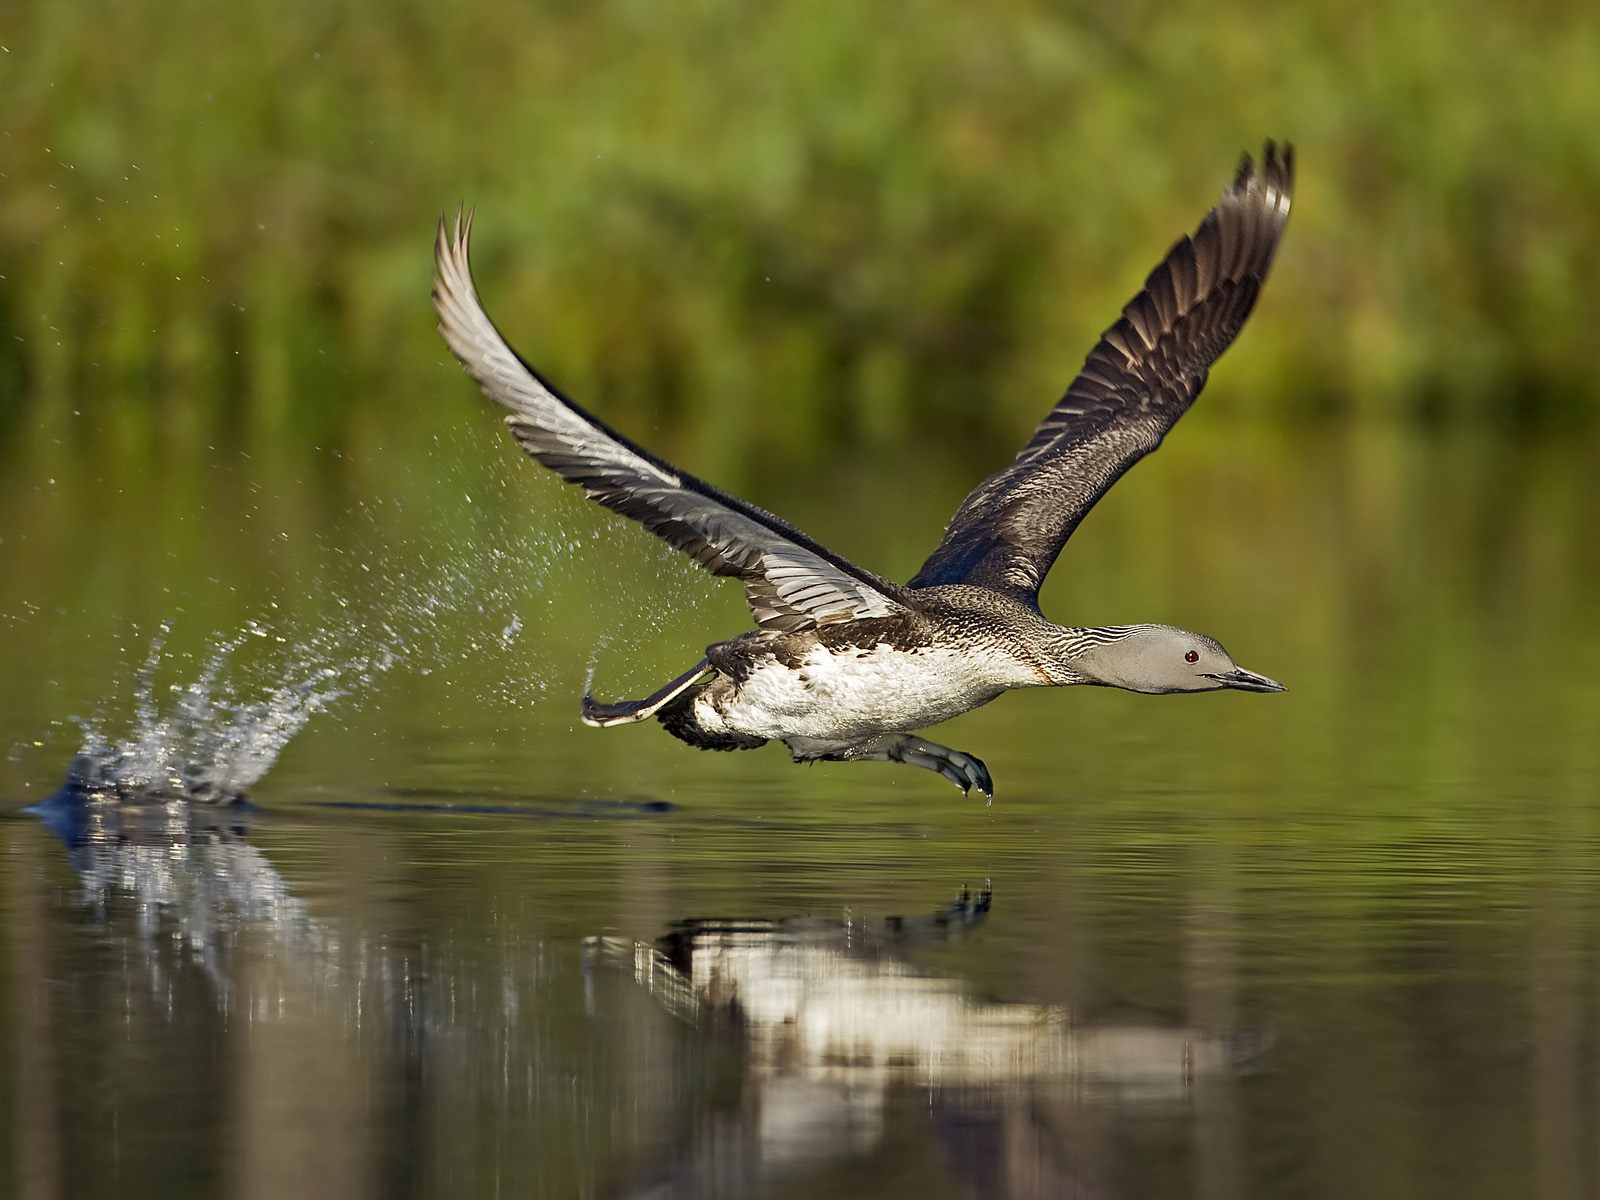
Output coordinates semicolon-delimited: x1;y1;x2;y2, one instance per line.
1066;625;1285;695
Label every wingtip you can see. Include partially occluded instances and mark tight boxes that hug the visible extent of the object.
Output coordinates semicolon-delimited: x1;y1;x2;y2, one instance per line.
434;204;476;264
432;204;482;325
1233;148;1256;190
1218;141;1295;242
1232;140;1295;200
1261;139;1295;193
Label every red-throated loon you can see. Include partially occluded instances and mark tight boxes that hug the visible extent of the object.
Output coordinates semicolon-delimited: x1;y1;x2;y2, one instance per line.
433;144;1293;800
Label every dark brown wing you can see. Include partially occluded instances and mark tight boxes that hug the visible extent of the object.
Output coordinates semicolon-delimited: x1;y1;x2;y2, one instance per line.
433;211;908;633
909;143;1294;599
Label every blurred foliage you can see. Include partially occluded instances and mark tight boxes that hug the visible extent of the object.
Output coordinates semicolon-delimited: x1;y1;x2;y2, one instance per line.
3;0;1600;471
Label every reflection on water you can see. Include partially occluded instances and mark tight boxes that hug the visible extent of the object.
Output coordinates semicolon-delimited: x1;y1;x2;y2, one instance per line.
10;798;1267;1200
26;794;377;1056
38;795;286;946
4;422;1600;1197
14;793;583;1196
592;895;1267;1199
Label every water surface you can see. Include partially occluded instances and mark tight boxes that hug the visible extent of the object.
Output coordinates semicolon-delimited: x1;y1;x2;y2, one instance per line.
3;408;1599;1199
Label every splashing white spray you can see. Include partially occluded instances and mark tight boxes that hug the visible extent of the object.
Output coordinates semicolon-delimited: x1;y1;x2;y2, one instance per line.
48;425;726;803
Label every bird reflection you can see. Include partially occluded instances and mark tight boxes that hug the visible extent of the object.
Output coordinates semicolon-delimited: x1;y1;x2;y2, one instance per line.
590;891;1270;1199
18;788;1267;1199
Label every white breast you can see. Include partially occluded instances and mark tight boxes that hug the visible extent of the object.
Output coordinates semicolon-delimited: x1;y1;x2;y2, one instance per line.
695;642;1025;744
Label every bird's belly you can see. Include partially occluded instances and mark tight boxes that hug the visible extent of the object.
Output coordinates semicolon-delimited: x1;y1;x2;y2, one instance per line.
698;644;1009;743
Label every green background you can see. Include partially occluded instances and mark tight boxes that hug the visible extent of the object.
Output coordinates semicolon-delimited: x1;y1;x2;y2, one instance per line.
4;3;1600;1197
6;0;1600;472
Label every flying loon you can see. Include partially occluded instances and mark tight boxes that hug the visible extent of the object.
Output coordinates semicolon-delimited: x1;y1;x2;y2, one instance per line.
433;143;1293;799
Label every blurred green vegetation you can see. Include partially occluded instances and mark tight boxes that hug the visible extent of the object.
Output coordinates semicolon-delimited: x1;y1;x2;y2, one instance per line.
4;0;1600;470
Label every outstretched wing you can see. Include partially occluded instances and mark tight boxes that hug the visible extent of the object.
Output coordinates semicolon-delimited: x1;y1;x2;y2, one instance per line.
433;211;907;633
909;143;1294;600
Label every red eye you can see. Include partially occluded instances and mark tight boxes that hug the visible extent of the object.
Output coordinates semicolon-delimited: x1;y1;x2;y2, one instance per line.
1185;650;1200;663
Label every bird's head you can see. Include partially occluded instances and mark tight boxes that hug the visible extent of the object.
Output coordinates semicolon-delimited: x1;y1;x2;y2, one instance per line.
1069;624;1286;695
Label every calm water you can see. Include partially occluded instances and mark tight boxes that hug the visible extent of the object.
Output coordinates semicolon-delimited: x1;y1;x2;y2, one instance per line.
3;401;1600;1199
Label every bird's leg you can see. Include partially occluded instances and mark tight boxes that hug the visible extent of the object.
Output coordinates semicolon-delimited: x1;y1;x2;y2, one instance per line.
833;734;994;802
582;660;715;728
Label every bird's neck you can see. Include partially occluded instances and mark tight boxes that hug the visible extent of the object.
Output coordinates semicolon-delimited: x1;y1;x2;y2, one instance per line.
1039;624;1142;686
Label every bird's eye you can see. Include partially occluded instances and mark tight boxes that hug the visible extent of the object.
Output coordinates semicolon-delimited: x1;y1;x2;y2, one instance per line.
1184;649;1200;664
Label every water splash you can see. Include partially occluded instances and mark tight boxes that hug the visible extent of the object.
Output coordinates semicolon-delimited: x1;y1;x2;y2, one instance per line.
32;428;728;804
60;554;534;802
68;634;349;802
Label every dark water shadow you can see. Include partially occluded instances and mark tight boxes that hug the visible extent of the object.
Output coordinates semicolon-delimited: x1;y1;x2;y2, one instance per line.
311;794;678;819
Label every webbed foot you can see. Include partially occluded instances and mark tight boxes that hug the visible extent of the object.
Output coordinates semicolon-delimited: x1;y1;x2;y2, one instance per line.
830;734;995;802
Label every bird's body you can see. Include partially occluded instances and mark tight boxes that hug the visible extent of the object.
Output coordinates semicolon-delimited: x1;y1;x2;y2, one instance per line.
684;591;1049;745
434;145;1295;798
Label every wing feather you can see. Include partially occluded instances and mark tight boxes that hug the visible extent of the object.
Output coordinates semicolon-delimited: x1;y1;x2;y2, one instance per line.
433;212;907;632
909;143;1294;599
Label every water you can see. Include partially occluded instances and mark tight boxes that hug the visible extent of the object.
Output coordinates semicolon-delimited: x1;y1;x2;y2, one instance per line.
3;410;1600;1198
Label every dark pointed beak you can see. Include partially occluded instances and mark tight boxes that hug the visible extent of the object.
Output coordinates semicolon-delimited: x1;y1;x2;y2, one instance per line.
1206;667;1287;693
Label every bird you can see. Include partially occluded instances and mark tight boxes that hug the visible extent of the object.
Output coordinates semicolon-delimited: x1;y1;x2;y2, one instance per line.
433;143;1293;800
